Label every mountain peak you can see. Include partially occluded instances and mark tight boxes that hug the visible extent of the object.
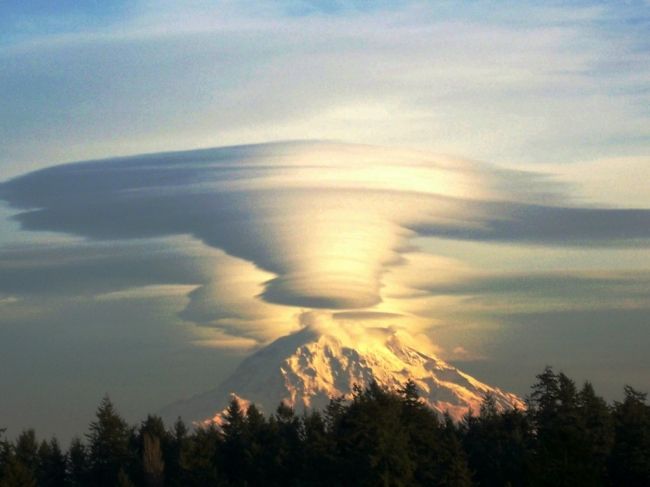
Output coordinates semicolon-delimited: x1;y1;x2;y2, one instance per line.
162;323;524;424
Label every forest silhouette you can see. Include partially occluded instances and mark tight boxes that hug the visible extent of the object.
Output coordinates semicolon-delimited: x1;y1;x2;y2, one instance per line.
1;367;649;486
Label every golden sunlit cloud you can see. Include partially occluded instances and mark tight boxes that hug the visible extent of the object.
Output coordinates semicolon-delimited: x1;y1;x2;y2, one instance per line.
1;141;650;350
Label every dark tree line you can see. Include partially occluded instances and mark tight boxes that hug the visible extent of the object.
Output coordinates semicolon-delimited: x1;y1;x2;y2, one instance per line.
1;367;650;486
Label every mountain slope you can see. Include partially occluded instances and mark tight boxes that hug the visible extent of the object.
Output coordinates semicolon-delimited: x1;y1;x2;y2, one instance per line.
161;325;523;424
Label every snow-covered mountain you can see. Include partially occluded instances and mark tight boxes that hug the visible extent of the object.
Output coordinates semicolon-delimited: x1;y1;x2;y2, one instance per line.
161;324;523;425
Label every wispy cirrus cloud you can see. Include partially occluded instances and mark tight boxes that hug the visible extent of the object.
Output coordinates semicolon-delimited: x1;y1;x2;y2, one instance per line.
1;1;649;177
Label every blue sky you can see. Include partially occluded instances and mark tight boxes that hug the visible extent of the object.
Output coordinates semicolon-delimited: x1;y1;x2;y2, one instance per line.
1;0;649;178
1;0;650;441
0;0;132;43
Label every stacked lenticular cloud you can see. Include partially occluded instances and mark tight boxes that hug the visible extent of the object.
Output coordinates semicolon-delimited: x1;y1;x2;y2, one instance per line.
2;141;650;345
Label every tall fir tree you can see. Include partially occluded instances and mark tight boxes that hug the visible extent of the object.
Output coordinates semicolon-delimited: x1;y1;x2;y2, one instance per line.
0;429;10;482
166;418;189;487
66;438;88;487
137;415;167;487
14;429;38;480
463;393;533;486
180;424;222;486
37;438;67;487
0;457;37;487
577;381;613;485
86;396;133;487
609;386;650;486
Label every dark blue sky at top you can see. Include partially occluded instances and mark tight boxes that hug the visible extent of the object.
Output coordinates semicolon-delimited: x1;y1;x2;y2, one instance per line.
3;0;650;39
0;0;132;43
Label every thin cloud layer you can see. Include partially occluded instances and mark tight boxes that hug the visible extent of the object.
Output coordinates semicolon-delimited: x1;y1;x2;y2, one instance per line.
2;2;649;177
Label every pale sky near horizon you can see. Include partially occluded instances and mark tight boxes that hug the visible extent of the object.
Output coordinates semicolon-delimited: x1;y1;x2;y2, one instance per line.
1;0;650;442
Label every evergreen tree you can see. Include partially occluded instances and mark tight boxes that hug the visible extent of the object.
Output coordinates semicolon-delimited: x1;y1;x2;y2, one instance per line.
137;415;167;487
86;396;133;487
241;404;272;486
142;432;164;487
399;380;421;409
334;381;415;486
528;369;615;486
609;386;650;486
0;456;37;487
180;424;222;486
463;394;532;486
301;410;337;486
324;395;346;432
221;396;250;485
270;402;302;483
0;429;10;482
398;380;449;486
529;366;560;422
166;418;189;487
3;368;650;487
436;414;472;487
14;429;39;479
37;438;67;487
0;431;38;487
577;381;613;485
66;438;88;487
528;368;567;485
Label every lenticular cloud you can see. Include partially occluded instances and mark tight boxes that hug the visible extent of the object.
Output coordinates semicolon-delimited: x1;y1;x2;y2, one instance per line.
1;141;649;321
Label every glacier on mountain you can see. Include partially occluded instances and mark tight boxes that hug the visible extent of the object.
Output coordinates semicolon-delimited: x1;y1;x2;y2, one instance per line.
161;322;523;424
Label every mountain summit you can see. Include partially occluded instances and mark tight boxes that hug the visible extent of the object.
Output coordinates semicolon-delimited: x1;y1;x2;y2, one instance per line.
162;323;523;424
